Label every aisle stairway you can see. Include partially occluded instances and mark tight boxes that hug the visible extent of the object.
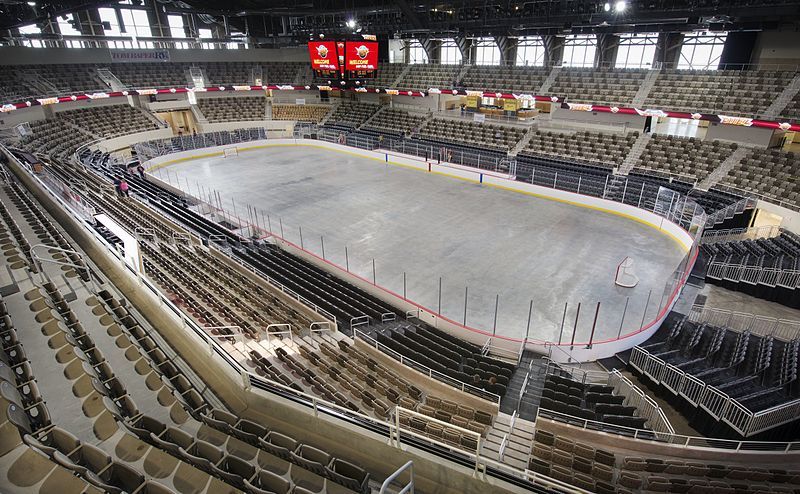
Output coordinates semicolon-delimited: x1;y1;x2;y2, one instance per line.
499;350;548;421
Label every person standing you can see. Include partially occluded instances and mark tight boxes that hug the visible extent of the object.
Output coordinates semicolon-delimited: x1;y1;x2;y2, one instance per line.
113;177;122;197
136;164;145;180
119;179;130;198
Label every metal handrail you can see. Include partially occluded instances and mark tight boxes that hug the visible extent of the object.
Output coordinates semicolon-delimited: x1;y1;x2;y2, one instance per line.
380;461;414;494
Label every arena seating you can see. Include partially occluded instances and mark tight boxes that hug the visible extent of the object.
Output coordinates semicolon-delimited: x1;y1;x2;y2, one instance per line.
265;62;307;85
198;96;267;122
530;426;800;494
549;68;647;106
57;104;161;138
701;231;800;271
717;149;800;208
235;245;399;332
324;101;380;129
780;91;800;120
0;164;406;494
200;61;257;85
417;117;526;151
272;104;332;123
395;64;461;91
361;107;427;136
460;65;550;93
519;130;638;168
539;373;650;430
102;62;191;89
17;119;94;160
368;63;407;88
633;135;738;182
374;322;514;398
644;69;795;116
634;315;800;431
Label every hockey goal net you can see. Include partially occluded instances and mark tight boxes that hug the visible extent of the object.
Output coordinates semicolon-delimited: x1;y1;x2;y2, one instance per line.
615;257;639;288
223;147;238;158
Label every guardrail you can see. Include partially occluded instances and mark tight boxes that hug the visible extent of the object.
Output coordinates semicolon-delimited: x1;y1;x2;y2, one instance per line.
704;196;758;226
535;407;800;452
353;328;501;405
687;304;800;343
706;261;800;290
700;225;782;244
629;345;800;437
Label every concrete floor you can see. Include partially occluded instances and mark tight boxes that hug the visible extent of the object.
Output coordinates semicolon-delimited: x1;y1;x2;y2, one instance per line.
700;284;800;321
155;145;687;342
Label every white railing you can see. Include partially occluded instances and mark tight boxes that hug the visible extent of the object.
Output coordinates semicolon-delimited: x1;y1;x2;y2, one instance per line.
535;407;800;452
630;344;800;437
706;261;800;289
688;305;800;342
704;196;758;226
353;328;501;405
701;225;782;244
608;369;675;434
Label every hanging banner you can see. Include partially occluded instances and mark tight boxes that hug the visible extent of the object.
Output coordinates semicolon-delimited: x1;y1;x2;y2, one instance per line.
110;49;170;63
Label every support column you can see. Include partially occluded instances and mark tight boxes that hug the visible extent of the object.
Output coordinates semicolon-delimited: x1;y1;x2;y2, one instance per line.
496;36;517;65
455;36;474;65
543;35;565;67
147;0;171;38
719;32;757;70
654;32;683;69
595;34;620;68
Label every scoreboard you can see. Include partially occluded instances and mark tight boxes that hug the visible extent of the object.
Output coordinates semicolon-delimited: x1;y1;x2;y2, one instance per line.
308;35;378;81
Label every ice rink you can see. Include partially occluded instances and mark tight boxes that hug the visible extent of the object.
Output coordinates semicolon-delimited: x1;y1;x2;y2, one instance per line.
154;144;688;342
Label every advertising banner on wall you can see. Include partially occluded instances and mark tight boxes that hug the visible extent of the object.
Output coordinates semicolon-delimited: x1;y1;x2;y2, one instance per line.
110;49;170;63
307;41;339;71
344;41;378;71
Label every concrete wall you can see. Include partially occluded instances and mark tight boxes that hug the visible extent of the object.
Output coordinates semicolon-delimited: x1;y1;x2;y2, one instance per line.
550;105;646;133
706;122;775;147
750;31;800;67
756;200;800;234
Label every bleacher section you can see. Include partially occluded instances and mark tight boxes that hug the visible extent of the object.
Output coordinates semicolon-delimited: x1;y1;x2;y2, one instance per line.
519;130;638;169
200;61;257;85
530;425;800;494
781;91;800;120
549;68;647;106
102;62;191;88
395;64;460;91
272;104;332;123
58;104;160;139
324;101;380;129
417;117;526;151
0;177;388;494
369;63;407;88
718;149;800;208
17;119;93;159
198;96;267;122
645;69;796;116
632;314;800;436
361;108;427;136
633;135;738;182
265;62;306;84
701;231;800;307
460;65;549;93
374;322;514;398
